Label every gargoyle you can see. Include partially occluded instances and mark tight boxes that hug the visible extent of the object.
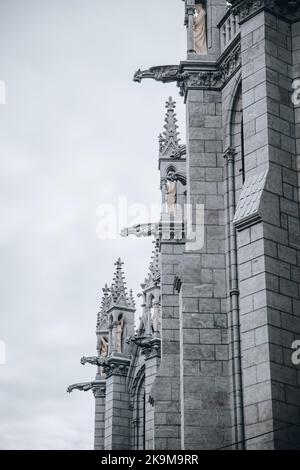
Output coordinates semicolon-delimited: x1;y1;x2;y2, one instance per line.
80;356;106;367
120;223;159;239
168;171;187;186
133;65;179;84
67;382;93;393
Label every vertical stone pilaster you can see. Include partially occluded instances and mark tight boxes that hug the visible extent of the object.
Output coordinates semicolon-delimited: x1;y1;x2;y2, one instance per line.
153;241;185;450
93;381;106;450
104;355;131;450
144;341;161;450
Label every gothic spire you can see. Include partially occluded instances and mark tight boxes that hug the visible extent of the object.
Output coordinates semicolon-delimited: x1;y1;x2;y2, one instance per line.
111;258;128;302
159;97;181;158
141;241;161;291
97;284;110;330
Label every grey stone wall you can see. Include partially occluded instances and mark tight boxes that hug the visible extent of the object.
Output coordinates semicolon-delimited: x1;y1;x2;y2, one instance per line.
94;383;106;450
237;10;300;449
293;21;300;216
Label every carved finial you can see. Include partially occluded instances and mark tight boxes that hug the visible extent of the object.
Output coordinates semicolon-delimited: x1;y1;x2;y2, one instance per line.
111;258;127;301
160;97;183;158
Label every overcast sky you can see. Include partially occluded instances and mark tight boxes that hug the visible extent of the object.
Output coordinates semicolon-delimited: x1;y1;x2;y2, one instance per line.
0;0;186;450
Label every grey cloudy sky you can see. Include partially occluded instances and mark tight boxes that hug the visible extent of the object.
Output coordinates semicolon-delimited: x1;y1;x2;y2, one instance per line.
0;0;186;450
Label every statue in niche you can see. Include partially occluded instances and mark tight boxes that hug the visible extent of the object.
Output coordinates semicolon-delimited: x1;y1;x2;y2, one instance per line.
151;303;161;335
99;336;108;358
115;315;124;353
165;170;177;214
194;3;208;55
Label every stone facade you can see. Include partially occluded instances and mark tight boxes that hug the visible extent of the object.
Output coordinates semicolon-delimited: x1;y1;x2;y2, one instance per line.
68;0;300;450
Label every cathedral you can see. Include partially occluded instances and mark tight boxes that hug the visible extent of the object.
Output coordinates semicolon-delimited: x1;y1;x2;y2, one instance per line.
68;0;300;450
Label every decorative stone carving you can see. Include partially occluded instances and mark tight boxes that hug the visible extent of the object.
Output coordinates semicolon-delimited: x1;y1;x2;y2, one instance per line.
120;223;159;239
67;382;93;393
231;0;300;23
134;44;240;98
80;355;107;367
133;66;179;84
93;386;106;399
128;334;161;359
103;357;131;378
67;381;106;398
194;3;208;55
178;43;241;95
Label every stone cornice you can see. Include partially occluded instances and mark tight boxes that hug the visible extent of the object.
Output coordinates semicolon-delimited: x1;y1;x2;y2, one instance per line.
178;43;241;97
232;0;300;23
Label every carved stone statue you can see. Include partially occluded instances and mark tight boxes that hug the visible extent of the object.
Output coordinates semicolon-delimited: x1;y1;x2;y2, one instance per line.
115;316;124;353
165;170;177;214
151;303;161;335
194;3;207;55
99;336;108;358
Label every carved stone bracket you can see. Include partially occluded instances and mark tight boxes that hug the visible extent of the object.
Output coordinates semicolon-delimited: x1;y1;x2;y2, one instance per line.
103;355;131;378
231;0;300;23
93;384;106;399
127;335;161;359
